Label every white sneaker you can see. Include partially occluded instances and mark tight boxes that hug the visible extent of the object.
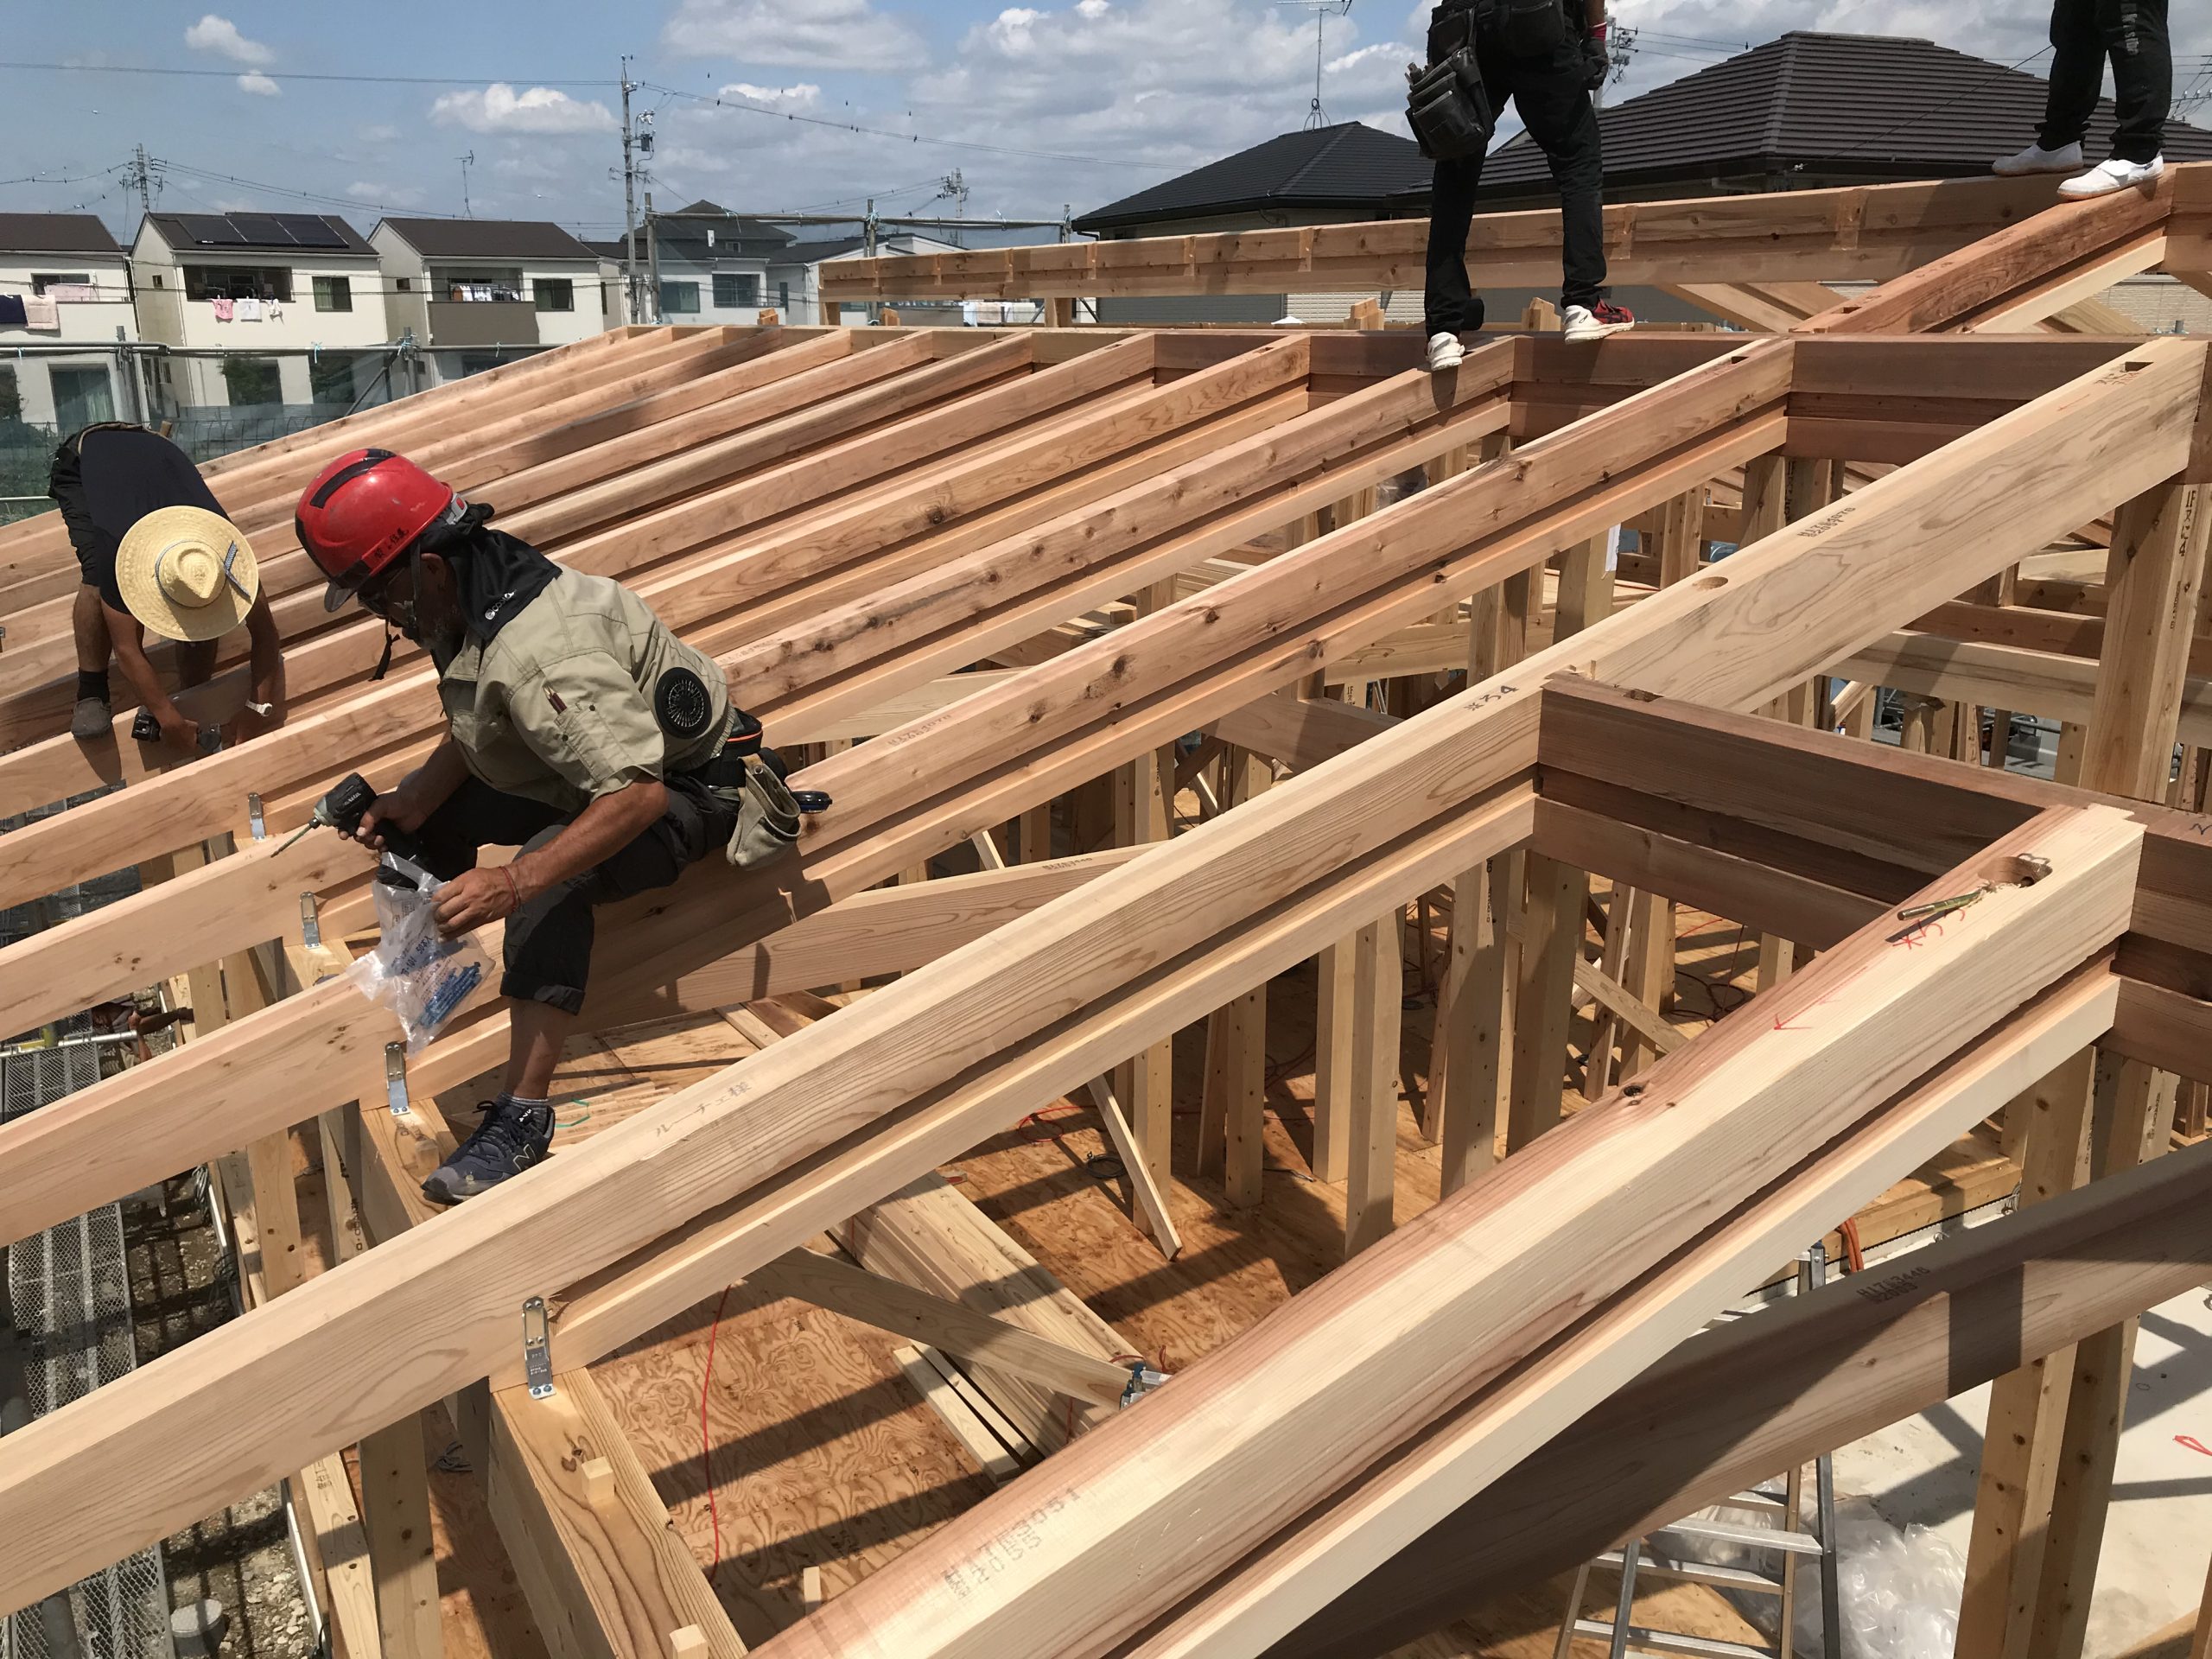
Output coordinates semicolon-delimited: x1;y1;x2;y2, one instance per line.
1426;331;1465;372
2058;154;2164;198
1993;139;2082;177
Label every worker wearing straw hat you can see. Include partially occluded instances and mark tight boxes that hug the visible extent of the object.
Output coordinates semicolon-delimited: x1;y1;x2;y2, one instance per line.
108;504;286;751
49;423;285;749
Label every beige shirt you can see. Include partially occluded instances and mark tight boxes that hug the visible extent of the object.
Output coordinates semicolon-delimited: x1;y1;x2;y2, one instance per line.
437;572;728;813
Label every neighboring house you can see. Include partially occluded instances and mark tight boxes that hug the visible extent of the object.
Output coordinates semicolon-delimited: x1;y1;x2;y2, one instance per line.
131;211;391;412
1072;123;1433;325
1074;35;2212;327
0;213;140;432
372;218;609;385
641;201;793;325
768;232;966;326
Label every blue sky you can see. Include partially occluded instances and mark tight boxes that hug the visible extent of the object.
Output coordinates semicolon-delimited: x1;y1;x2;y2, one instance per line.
2;1;2205;242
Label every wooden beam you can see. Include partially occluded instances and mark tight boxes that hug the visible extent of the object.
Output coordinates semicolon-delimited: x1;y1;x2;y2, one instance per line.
747;1248;1130;1408
755;807;2142;1659
1264;1129;2212;1659
819;174;2115;301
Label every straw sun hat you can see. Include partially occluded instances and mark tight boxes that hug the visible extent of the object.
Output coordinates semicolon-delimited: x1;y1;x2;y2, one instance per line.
115;506;260;642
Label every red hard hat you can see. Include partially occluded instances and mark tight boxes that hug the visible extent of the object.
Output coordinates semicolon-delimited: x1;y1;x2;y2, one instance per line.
296;449;463;612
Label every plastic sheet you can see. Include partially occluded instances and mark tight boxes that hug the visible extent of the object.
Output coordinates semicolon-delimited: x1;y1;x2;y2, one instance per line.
346;867;493;1054
1795;1497;1966;1659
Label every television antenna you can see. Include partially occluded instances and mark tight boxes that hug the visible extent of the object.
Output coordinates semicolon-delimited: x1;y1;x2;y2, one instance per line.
457;149;475;217
1276;0;1354;130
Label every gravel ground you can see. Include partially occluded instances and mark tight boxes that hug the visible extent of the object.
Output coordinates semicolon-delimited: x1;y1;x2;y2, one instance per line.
126;1180;317;1659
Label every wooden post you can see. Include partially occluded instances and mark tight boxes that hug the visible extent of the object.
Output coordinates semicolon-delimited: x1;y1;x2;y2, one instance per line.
1198;747;1271;1206
1310;940;1355;1183
1344;916;1402;1256
1959;480;2209;1659
1504;852;1583;1153
360;1414;442;1659
1113;585;1176;1192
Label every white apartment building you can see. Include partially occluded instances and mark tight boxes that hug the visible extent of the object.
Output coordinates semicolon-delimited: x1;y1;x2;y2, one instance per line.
372;218;609;385
767;232;964;327
0;213;142;430
130;211;393;412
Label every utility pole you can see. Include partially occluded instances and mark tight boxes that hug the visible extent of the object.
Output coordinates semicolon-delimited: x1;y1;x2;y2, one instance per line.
644;190;662;323
129;146;153;216
618;56;642;324
457;149;475;217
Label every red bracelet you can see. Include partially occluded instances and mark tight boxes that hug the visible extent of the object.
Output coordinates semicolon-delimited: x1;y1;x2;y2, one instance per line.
502;865;522;913
1589;22;1608;38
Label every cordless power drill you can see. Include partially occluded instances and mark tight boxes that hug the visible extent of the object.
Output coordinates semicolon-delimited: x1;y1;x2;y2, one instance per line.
275;772;425;878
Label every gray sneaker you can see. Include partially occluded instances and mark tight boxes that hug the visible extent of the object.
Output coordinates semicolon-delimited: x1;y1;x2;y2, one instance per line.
421;1099;553;1205
71;696;111;740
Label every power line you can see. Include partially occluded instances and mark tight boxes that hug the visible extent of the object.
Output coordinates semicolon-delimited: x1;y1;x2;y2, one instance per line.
0;60;614;88
149;156;471;220
639;81;1156;168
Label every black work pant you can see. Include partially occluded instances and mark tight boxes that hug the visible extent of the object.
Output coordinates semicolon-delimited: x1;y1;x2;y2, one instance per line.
2037;0;2170;163
411;774;731;1015
1426;43;1606;335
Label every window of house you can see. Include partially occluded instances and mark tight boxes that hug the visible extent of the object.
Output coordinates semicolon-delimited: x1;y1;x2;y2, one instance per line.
220;356;283;407
183;265;294;302
435;268;524;301
458;351;506;378
314;276;353;313
30;274;91;296
151;274;164;288
712;272;760;308
658;280;701;315
0;365;21;423
534;278;575;313
777;280;790;310
51;365;116;429
397;276;412;292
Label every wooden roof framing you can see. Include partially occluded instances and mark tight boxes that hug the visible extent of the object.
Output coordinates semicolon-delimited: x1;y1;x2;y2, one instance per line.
0;172;2208;1659
818;163;2211;305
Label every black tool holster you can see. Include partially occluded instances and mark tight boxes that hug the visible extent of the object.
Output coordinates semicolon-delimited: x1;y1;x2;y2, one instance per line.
1409;4;1496;159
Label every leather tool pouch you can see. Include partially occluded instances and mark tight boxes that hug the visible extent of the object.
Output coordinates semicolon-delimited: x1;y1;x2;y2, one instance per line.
1407;48;1495;160
725;764;804;869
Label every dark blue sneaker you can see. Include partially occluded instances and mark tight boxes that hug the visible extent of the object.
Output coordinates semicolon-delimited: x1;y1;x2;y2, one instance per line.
422;1099;553;1205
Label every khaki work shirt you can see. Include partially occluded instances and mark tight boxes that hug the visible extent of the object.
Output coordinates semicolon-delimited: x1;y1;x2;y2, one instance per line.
437;572;728;814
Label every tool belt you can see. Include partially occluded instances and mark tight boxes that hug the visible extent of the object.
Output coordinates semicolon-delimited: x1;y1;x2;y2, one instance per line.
1406;48;1495;159
692;709;830;871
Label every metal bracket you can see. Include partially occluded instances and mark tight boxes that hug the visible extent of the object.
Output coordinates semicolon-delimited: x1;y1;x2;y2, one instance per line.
247;792;266;841
1119;1363;1170;1410
522;1297;556;1400
299;893;322;950
384;1042;409;1117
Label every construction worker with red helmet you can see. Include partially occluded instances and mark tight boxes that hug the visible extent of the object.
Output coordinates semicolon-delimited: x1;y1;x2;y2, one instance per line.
296;448;744;1204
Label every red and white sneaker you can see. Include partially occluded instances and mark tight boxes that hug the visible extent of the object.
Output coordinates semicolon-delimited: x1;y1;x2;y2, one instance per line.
1563;301;1635;341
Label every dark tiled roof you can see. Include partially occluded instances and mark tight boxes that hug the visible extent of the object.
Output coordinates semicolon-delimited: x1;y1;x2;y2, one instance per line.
1459;31;2212;195
0;213;123;255
378;217;599;260
664;201;796;249
1074;122;1432;232
144;211;375;256
773;237;870;265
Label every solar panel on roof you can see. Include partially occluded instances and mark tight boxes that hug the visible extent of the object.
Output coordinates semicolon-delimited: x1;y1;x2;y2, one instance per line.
175;214;246;246
276;215;346;248
229;213;288;245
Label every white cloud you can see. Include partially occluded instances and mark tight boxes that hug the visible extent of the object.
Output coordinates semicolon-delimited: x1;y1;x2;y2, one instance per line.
358;124;400;143
663;0;930;73
184;15;273;66
720;80;823;106
347;181;426;207
429;83;616;134
1077;0;1110;16
236;72;281;97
